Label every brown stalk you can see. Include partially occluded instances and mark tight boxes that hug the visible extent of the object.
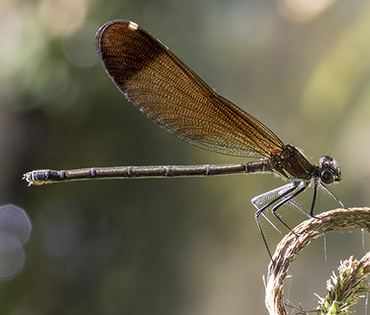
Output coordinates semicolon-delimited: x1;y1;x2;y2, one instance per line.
265;207;370;315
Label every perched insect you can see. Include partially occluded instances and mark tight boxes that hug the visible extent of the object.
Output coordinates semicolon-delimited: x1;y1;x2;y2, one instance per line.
24;20;343;257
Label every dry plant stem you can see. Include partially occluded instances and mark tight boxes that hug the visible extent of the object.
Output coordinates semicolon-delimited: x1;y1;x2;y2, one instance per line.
265;207;370;315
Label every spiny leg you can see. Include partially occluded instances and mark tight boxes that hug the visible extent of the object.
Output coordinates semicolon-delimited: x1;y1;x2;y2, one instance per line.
253;182;301;258
309;177;319;217
270;181;310;232
319;182;344;210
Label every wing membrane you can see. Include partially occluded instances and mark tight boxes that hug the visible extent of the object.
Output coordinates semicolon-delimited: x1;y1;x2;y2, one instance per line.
95;20;284;158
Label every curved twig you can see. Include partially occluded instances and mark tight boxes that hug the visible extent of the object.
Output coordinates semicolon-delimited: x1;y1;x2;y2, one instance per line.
265;207;370;315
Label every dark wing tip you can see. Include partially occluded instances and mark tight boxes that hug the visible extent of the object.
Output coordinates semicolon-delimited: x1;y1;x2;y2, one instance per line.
95;20;164;91
95;20;134;56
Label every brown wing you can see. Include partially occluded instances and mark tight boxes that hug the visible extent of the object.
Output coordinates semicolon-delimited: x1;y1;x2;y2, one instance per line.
95;20;284;158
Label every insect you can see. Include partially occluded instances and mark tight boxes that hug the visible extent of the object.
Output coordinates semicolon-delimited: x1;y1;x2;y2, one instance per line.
24;20;343;257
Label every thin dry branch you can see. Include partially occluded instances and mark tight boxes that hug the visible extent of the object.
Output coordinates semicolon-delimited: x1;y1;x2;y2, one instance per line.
265;207;370;315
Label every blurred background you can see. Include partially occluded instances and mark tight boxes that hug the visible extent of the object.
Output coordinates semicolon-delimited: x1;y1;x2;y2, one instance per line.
1;0;370;314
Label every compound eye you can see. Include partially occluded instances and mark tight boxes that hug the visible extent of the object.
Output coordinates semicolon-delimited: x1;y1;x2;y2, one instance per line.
321;170;334;184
